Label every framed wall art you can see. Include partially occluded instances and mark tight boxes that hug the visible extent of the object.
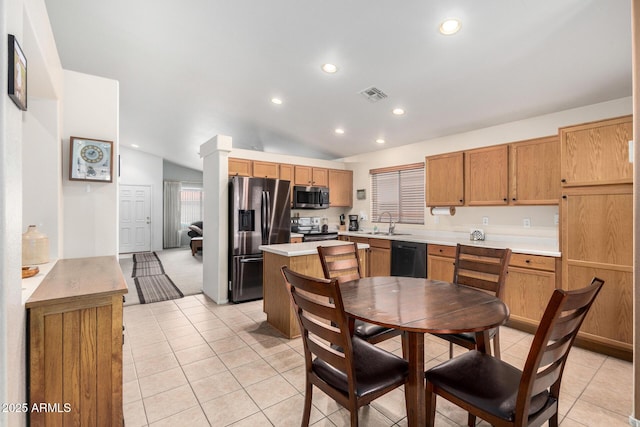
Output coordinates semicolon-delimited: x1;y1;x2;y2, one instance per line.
8;34;27;111
69;137;114;182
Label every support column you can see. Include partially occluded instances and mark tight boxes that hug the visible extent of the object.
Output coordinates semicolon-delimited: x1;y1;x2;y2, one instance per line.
200;135;232;303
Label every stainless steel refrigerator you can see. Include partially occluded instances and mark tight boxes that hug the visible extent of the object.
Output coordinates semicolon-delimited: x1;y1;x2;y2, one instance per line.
229;176;291;302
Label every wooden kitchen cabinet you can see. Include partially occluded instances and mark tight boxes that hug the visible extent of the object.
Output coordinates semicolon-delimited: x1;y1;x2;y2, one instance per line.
228;158;253;176
425;152;464;206
559;115;633;187
294;166;328;186
504;253;559;330
465;145;509;205
561;184;632;359
509;136;560;204
279;163;294;182
368;238;391;277
26;256;127;426
252;160;279;178
328;169;353;207
427;244;456;282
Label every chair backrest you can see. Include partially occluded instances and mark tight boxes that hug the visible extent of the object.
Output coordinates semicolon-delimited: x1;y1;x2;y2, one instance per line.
281;266;356;388
453;244;512;299
515;277;604;425
317;243;363;284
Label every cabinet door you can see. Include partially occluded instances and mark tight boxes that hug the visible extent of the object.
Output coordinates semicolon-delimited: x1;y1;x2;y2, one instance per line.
504;266;556;324
312;168;329;186
369;247;391;277
294;166;313;185
427;255;455;282
560;115;633;186
509;136;560;205
252;161;279;178
228;158;252;176
279;163;294;182
328;169;353;207
425;152;464;206
561;185;632;353
465;145;509;205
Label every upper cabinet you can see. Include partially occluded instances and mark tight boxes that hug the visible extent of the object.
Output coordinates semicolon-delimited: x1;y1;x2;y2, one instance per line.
425;152;464;206
294;166;328;187
252;161;279;179
465;145;509;206
228;158;252;176
279;164;294;182
328;169;353;207
509;136;560;205
560;115;633;187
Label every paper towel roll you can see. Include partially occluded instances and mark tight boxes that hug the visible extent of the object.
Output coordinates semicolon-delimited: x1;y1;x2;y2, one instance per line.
430;207;456;216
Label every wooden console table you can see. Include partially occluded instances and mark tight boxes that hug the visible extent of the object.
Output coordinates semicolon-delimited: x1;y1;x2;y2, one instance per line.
26;256;128;427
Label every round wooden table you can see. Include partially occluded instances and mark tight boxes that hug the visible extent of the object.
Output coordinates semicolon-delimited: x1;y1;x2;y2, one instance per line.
339;276;509;427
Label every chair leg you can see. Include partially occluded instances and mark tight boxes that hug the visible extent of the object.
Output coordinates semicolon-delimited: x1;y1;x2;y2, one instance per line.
302;381;313;427
467;412;476;427
549;412;559;427
350;403;359;427
426;383;437;427
493;330;501;360
401;331;409;359
448;342;454;359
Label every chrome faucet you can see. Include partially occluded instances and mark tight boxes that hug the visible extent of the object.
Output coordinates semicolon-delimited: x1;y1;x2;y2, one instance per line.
379;211;395;235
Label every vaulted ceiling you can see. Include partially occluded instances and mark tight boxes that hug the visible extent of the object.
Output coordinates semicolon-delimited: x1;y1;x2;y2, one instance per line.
44;0;632;167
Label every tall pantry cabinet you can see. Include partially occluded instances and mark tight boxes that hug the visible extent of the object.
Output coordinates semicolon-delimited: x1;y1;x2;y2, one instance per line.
559;115;633;359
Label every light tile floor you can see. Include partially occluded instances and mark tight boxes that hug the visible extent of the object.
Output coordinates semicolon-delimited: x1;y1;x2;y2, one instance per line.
122;294;633;426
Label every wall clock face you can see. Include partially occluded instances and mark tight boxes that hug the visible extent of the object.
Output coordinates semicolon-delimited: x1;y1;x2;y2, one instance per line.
80;145;104;163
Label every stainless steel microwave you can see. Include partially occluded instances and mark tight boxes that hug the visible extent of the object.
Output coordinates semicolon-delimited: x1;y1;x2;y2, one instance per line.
293;186;330;209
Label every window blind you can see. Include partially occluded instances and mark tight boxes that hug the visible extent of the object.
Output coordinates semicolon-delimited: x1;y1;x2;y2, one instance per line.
370;163;424;225
180;183;204;228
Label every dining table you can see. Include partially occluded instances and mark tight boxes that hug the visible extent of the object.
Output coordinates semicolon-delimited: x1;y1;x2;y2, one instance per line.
339;275;509;426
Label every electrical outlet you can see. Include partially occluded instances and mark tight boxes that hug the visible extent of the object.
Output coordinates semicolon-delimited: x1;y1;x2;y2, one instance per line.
554;213;559;225
482;216;489;226
523;218;531;228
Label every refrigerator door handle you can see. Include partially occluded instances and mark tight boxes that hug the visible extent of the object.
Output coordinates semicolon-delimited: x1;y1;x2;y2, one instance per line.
240;257;262;263
261;190;272;244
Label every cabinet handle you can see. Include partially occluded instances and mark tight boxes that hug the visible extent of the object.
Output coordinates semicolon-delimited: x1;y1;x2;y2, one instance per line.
561;179;566;183
562;195;567;199
525;259;531;264
503;198;507;202
459;199;463;203
512;198;516;201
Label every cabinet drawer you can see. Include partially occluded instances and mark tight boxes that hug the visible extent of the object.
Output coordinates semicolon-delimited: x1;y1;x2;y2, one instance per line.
509;253;556;271
369;238;391;249
428;244;455;258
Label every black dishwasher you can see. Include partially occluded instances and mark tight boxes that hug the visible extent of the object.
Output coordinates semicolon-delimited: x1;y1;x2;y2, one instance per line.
391;241;427;278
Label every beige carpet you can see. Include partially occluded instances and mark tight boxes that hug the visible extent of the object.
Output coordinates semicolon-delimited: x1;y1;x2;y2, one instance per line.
121;248;203;306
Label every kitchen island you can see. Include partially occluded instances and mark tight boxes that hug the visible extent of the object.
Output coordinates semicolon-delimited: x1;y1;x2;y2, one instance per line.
259;240;369;338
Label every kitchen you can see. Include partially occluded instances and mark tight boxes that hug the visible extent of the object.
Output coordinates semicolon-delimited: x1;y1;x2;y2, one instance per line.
6;1;639;426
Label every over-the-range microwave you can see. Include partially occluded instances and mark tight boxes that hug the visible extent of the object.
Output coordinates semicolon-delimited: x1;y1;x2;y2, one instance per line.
293;185;330;209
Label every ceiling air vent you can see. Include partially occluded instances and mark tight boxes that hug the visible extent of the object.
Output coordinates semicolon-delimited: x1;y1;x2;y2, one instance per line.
359;86;388;103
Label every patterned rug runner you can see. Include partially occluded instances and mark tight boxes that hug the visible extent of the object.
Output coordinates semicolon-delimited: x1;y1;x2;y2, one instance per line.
132;252;183;304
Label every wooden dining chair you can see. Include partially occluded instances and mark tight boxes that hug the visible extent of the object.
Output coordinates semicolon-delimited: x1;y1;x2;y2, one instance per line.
425;277;604;427
317;243;402;344
281;266;409;427
432;244;512;358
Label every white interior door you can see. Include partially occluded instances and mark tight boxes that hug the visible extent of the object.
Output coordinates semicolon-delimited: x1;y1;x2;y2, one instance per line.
119;185;151;253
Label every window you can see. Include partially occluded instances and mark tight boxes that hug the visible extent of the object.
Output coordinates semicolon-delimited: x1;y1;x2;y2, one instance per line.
180;183;204;229
370;163;424;225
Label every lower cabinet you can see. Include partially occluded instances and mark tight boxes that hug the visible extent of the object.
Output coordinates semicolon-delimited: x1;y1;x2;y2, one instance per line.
26;257;127;427
368;238;391;277
427;245;456;282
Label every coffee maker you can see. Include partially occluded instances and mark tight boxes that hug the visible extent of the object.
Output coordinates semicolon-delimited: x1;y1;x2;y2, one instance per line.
348;215;359;231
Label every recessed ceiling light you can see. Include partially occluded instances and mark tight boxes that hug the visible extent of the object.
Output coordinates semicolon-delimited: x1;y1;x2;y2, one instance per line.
392;108;405;116
131;144;139;148
439;18;461;35
376;139;385;144
335;128;345;134
322;63;338;73
271;97;283;105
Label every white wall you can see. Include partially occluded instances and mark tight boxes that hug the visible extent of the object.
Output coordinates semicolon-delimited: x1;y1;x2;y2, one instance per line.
341;97;633;238
119;147;163;251
62;70;119;258
0;0;64;425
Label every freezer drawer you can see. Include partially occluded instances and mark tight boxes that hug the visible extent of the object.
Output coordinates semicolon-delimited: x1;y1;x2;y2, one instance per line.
230;255;264;302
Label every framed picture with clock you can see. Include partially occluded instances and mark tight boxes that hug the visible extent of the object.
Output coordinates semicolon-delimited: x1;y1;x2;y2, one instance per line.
69;137;114;182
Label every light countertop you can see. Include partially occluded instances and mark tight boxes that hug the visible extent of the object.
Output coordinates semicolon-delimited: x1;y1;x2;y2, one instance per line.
338;230;560;257
260;240;369;257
